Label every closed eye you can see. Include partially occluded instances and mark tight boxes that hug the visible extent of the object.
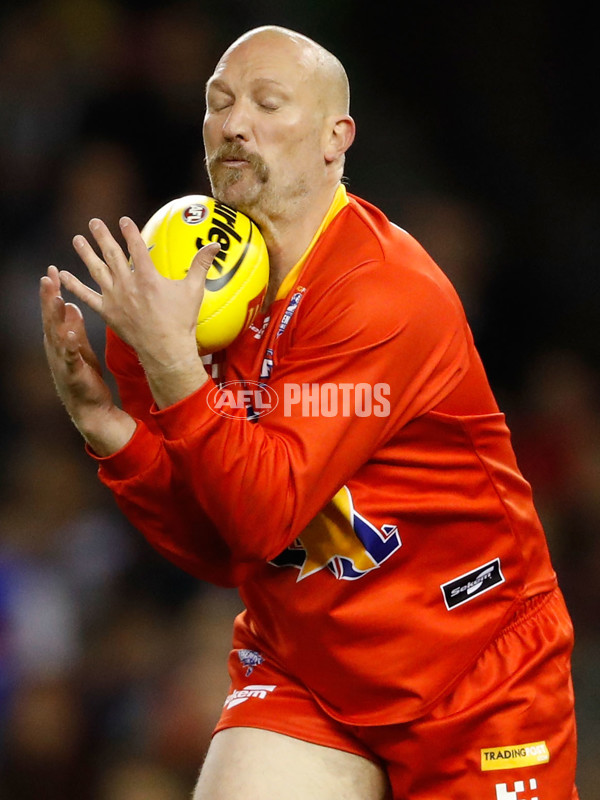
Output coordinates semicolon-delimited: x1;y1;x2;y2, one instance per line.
258;101;280;112
206;79;234;112
208;98;233;112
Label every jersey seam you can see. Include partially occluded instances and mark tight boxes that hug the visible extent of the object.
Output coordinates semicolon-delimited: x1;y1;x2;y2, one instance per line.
454;415;527;599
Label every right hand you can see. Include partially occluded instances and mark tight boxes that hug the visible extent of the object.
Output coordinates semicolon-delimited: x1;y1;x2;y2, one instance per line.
40;265;136;455
57;216;219;408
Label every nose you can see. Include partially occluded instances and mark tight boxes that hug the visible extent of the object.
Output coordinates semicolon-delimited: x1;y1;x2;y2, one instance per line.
221;100;251;142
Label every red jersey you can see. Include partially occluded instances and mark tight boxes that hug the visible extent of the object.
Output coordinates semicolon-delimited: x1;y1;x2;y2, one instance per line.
95;191;557;725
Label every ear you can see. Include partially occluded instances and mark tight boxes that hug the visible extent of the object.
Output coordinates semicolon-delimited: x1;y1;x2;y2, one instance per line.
324;115;356;164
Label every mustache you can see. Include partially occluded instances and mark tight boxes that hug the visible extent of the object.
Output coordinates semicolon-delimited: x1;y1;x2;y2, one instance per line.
206;143;269;183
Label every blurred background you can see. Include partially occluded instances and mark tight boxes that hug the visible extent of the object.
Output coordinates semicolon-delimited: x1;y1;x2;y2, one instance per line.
0;0;598;796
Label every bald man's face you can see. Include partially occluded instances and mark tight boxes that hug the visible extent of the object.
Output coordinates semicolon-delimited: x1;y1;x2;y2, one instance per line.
203;33;334;219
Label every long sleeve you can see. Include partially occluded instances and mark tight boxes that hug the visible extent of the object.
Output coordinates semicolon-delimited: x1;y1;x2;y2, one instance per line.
92;330;257;587
149;256;470;563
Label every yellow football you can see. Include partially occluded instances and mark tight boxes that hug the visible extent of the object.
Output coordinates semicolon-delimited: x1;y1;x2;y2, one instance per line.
140;195;269;354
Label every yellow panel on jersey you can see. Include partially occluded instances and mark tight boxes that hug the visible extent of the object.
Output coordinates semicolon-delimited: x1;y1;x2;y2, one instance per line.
297;486;378;579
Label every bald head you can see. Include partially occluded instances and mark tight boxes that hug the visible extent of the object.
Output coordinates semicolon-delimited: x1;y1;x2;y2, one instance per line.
203;25;355;226
222;26;350;116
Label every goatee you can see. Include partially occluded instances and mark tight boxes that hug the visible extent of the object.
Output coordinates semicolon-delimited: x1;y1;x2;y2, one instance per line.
206;142;270;194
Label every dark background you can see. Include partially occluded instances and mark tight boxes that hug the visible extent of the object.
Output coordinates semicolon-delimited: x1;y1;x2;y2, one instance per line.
0;1;598;797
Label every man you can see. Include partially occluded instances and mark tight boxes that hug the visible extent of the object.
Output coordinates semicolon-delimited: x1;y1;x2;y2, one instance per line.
41;26;578;800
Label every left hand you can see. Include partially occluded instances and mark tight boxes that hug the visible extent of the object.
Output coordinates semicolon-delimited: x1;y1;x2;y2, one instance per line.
59;217;221;407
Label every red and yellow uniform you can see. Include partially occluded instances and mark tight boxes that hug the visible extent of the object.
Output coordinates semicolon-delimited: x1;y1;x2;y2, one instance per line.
93;188;578;798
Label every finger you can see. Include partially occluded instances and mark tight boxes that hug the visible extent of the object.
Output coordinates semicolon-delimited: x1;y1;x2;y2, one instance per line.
59;270;104;315
87;218;131;281
73;234;113;289
41;265;62;304
40;272;59;313
118;216;156;277
187;242;222;285
64;303;103;374
40;270;67;339
46;264;61;289
63;328;84;372
63;301;85;331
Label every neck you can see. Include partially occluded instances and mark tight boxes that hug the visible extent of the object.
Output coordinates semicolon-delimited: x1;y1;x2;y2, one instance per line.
256;183;340;307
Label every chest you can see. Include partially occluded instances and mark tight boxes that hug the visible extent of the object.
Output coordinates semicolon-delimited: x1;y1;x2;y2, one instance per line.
219;287;307;385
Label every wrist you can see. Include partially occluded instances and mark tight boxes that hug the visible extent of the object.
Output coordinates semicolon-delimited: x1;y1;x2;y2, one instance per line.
141;352;209;409
75;405;137;456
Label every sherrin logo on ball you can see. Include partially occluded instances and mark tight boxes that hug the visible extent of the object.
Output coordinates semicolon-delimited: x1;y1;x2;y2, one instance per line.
141;195;269;354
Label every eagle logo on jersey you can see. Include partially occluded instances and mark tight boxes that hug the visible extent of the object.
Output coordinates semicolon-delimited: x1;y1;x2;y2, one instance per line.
270;485;402;581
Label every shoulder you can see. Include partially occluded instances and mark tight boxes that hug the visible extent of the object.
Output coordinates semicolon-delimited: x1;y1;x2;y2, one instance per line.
318;193;439;270
299;194;468;341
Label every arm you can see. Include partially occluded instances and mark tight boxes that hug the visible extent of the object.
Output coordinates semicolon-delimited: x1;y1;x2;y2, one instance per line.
91;422;256;587
101;327;257;586
152;261;470;562
40;258;253;587
58;217;469;568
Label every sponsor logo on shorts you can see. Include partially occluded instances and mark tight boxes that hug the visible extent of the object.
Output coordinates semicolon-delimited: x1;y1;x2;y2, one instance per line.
237;648;265;676
495;778;541;800
482;741;550;771
441;558;505;610
223;684;276;710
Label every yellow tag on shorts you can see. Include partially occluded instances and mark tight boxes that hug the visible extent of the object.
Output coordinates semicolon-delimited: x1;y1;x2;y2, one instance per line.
481;741;550;771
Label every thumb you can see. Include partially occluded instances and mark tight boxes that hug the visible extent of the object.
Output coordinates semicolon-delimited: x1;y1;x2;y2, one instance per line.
187;242;221;287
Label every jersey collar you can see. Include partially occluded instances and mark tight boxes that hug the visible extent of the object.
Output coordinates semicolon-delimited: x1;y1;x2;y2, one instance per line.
274;185;349;302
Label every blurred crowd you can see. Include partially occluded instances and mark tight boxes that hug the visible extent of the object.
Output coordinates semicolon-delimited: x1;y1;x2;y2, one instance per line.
0;1;598;797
